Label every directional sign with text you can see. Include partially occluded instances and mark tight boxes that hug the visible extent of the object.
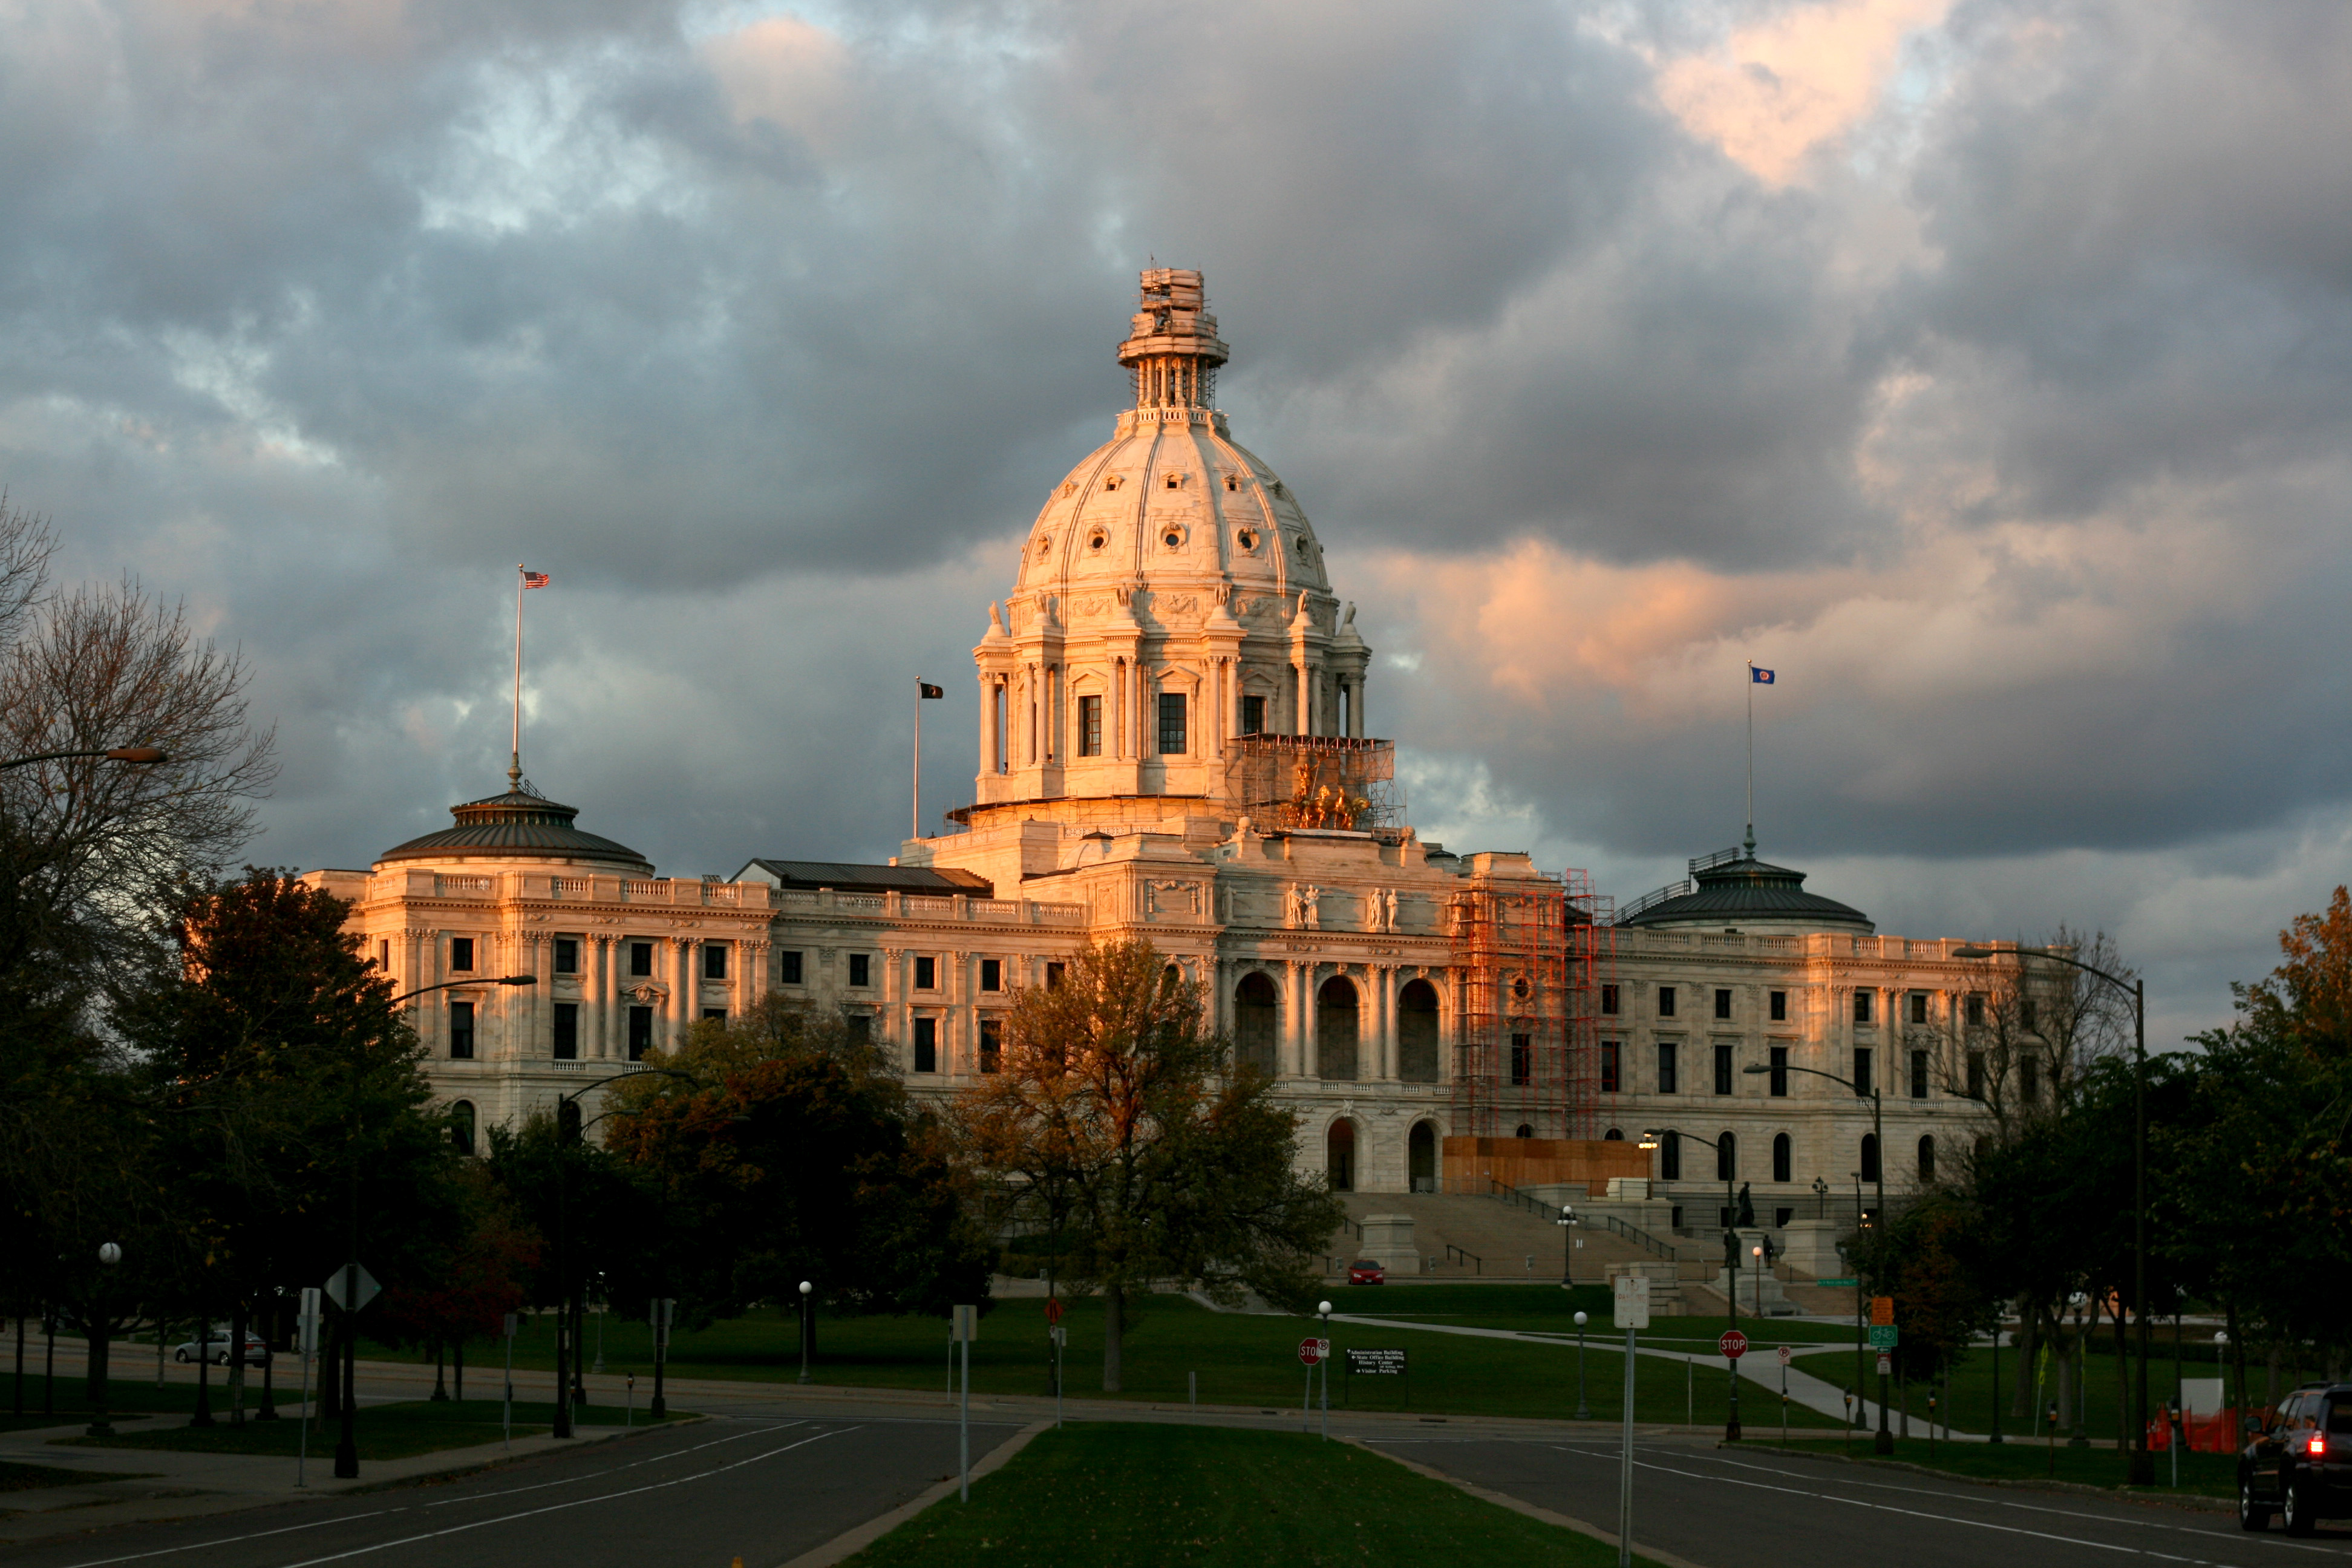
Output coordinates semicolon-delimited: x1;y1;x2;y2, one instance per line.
1818;1277;1858;1288
1869;1296;1895;1326
1346;1348;1407;1376
1719;1329;1748;1359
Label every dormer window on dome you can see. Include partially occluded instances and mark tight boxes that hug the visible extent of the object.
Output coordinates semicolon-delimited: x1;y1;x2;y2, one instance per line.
1102;475;1122;492
1163;472;1183;489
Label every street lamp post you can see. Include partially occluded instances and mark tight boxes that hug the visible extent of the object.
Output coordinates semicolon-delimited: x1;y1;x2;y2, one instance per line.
1956;942;2151;1485
1811;1175;1828;1220
1558;1207;1576;1288
87;1243;121;1438
799;1281;813;1385
1638;1128;1742;1442
2067;1292;2090;1449
0;746;168;771
1742;1060;1887;1452
1573;1310;1592;1420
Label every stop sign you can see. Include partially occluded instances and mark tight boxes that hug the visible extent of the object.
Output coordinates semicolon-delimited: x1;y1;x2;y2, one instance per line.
1719;1329;1749;1359
1299;1337;1327;1365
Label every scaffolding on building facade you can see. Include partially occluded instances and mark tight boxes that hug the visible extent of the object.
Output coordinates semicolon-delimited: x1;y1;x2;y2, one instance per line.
1446;869;1615;1161
1223;734;1404;834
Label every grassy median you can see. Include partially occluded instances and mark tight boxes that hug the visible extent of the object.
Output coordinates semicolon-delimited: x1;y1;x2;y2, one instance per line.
843;1422;1664;1568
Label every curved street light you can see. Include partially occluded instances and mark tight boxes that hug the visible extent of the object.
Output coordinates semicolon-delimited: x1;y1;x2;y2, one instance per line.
1638;1126;1748;1442
1956;941;2151;1485
0;745;168;770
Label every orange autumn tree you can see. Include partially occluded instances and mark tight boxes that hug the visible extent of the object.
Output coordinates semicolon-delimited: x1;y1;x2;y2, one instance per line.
957;939;1341;1392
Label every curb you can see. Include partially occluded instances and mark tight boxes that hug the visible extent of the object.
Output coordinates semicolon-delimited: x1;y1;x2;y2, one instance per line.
780;1420;1051;1568
1725;1442;2236;1512
1354;1439;1713;1568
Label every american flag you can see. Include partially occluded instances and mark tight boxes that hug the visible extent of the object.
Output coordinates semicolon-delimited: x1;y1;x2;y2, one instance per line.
521;569;550;589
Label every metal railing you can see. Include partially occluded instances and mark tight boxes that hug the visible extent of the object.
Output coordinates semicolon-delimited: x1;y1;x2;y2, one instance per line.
1485;1180;1679;1262
1444;1243;1483;1273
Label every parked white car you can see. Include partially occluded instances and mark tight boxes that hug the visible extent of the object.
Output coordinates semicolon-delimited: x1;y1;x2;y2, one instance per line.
172;1329;271;1367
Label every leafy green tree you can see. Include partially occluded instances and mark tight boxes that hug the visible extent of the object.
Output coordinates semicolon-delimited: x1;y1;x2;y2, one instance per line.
958;939;1342;1391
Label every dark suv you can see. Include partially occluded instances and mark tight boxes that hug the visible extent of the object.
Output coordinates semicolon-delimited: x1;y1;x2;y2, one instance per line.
2239;1382;2352;1535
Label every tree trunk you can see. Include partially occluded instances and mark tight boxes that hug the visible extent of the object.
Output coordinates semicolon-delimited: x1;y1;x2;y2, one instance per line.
191;1305;215;1428
2265;1345;2279;1410
432;1338;447;1401
318;1313;340;1422
1102;1284;1124;1393
229;1302;247;1425
454;1340;465;1403
2012;1307;2037;1420
2111;1298;2130;1450
256;1300;279;1420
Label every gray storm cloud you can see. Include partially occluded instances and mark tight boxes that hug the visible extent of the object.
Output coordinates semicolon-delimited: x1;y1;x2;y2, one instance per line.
1;0;2347;1042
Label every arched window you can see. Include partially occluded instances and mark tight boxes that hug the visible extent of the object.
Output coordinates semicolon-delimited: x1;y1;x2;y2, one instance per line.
1772;1132;1792;1183
449;1100;476;1158
1233;972;1278;1076
1604;1127;1624;1141
1917;1134;1936;1182
1860;1132;1881;1184
1715;1131;1736;1181
1515;1123;1535;1139
1659;1129;1681;1181
1316;975;1359;1083
1327;1119;1356;1192
1162;963;1181;990
1397;979;1441;1083
1408;1120;1438;1194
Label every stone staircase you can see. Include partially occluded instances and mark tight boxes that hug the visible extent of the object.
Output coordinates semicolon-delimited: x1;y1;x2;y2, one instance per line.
1325;1192;1668;1283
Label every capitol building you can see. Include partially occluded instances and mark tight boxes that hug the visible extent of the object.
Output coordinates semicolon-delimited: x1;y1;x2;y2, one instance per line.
307;269;2022;1250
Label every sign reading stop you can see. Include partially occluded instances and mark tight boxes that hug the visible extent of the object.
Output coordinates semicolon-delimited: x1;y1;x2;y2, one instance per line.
1719;1329;1749;1360
1298;1337;1330;1365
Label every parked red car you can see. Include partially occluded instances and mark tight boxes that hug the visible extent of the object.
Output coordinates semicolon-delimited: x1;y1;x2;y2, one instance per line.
1347;1259;1386;1285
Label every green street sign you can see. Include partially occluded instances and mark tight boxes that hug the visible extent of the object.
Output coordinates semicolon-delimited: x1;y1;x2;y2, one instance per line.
1867;1325;1899;1349
1818;1278;1858;1287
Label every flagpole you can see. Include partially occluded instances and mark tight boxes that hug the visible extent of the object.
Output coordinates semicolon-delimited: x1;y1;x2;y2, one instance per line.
1745;661;1754;855
912;681;921;841
512;566;525;790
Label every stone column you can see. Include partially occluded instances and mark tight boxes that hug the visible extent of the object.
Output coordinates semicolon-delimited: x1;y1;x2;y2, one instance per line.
1293;659;1309;736
1377;964;1399;1080
595;934;615;1059
1282;959;1305;1078
978;673;993;776
673;936;695;1050
531;929;552;1058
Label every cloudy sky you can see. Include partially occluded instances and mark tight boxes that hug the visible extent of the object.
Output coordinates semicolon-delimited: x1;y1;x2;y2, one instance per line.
4;0;2347;1046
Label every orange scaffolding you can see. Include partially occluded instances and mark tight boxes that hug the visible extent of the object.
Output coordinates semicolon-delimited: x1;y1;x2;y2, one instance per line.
1447;871;1614;1150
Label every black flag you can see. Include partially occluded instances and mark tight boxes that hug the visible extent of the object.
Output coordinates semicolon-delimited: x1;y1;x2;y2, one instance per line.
918;681;944;699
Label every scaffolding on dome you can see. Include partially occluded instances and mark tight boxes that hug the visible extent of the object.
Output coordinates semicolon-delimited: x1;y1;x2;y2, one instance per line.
1223;735;1403;834
1445;869;1615;1166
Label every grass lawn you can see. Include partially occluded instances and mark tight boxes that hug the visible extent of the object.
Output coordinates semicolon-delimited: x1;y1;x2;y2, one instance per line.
62;1399;683;1460
410;1295;1836;1429
1754;1434;2241;1497
842;1422;1665;1567
1;1459;157;1492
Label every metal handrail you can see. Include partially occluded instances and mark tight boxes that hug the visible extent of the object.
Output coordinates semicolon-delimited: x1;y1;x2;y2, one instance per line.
1485;1180;1679;1263
1443;1243;1483;1274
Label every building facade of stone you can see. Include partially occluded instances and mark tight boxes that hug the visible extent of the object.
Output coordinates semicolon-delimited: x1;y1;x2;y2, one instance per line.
307;268;2023;1236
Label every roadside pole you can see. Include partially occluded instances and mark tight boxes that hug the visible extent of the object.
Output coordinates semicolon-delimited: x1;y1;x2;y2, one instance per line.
1613;1273;1650;1568
953;1305;976;1503
502;1313;518;1449
295;1288;319;1488
1318;1301;1333;1442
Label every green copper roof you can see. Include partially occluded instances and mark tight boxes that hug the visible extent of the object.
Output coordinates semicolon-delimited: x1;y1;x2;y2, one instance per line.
378;786;653;871
1616;849;1873;932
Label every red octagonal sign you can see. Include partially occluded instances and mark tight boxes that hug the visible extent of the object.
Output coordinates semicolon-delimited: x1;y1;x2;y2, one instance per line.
1299;1338;1327;1366
1719;1330;1749;1360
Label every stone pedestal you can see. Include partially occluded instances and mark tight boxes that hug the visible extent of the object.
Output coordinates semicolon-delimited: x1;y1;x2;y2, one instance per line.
1777;1218;1847;1279
1359;1212;1420;1276
1713;1229;1798;1316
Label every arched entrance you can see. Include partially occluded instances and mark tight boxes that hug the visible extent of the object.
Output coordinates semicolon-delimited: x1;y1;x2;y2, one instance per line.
1408;1120;1438;1194
1316;975;1359;1082
1327;1118;1356;1192
1397;978;1440;1082
1233;972;1278;1075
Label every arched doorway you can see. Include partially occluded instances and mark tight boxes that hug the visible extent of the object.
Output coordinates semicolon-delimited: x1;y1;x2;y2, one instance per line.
1408;1120;1438;1193
1772;1131;1792;1183
1327;1118;1356;1192
1716;1131;1736;1181
1233;972;1278;1075
1860;1132;1881;1183
1397;979;1440;1082
1317;975;1359;1082
449;1100;476;1157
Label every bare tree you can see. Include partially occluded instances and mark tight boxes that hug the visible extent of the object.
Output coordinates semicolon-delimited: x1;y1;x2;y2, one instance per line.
1936;926;2134;1146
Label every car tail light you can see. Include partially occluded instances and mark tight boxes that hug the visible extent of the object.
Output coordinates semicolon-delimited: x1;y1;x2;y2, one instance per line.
2307;1431;2327;1458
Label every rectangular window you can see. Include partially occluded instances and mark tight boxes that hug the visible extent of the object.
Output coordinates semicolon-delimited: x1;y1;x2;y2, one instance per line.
1046;961;1065;990
1656;1042;1679;1095
627;1007;652;1061
377;938;390;971
1510;1033;1531;1086
1910;1049;1930;1099
1966;993;1985;1027
630;941;653;978
1769;990;1786;1022
979;1017;1002;1074
2020;998;2037;1030
704;944;728;981
552;1002;578;1060
1599;1041;1620;1094
913;1017;938;1073
1079;694;1103;756
980;958;1002;992
846;1013;872;1045
554;938;579;975
448;1001;474;1060
1768;1045;1789;1097
849;953;872;988
451;936;475;973
915;955;936;990
2020;1054;2040;1103
1660;1134;1682;1181
1713;1043;1733;1094
1967;1050;1986;1100
1909;993;1929;1025
1600;983;1619;1016
1241;694;1266;735
1157;691;1187;755
1657;986;1677;1018
1853;1047;1873;1099
1714;988;1733;1021
779;949;804;985
1854;991;1873;1025
702;1007;727;1023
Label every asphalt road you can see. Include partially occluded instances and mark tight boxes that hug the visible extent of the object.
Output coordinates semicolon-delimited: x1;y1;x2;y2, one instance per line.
1376;1434;2352;1568
0;1400;1024;1568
